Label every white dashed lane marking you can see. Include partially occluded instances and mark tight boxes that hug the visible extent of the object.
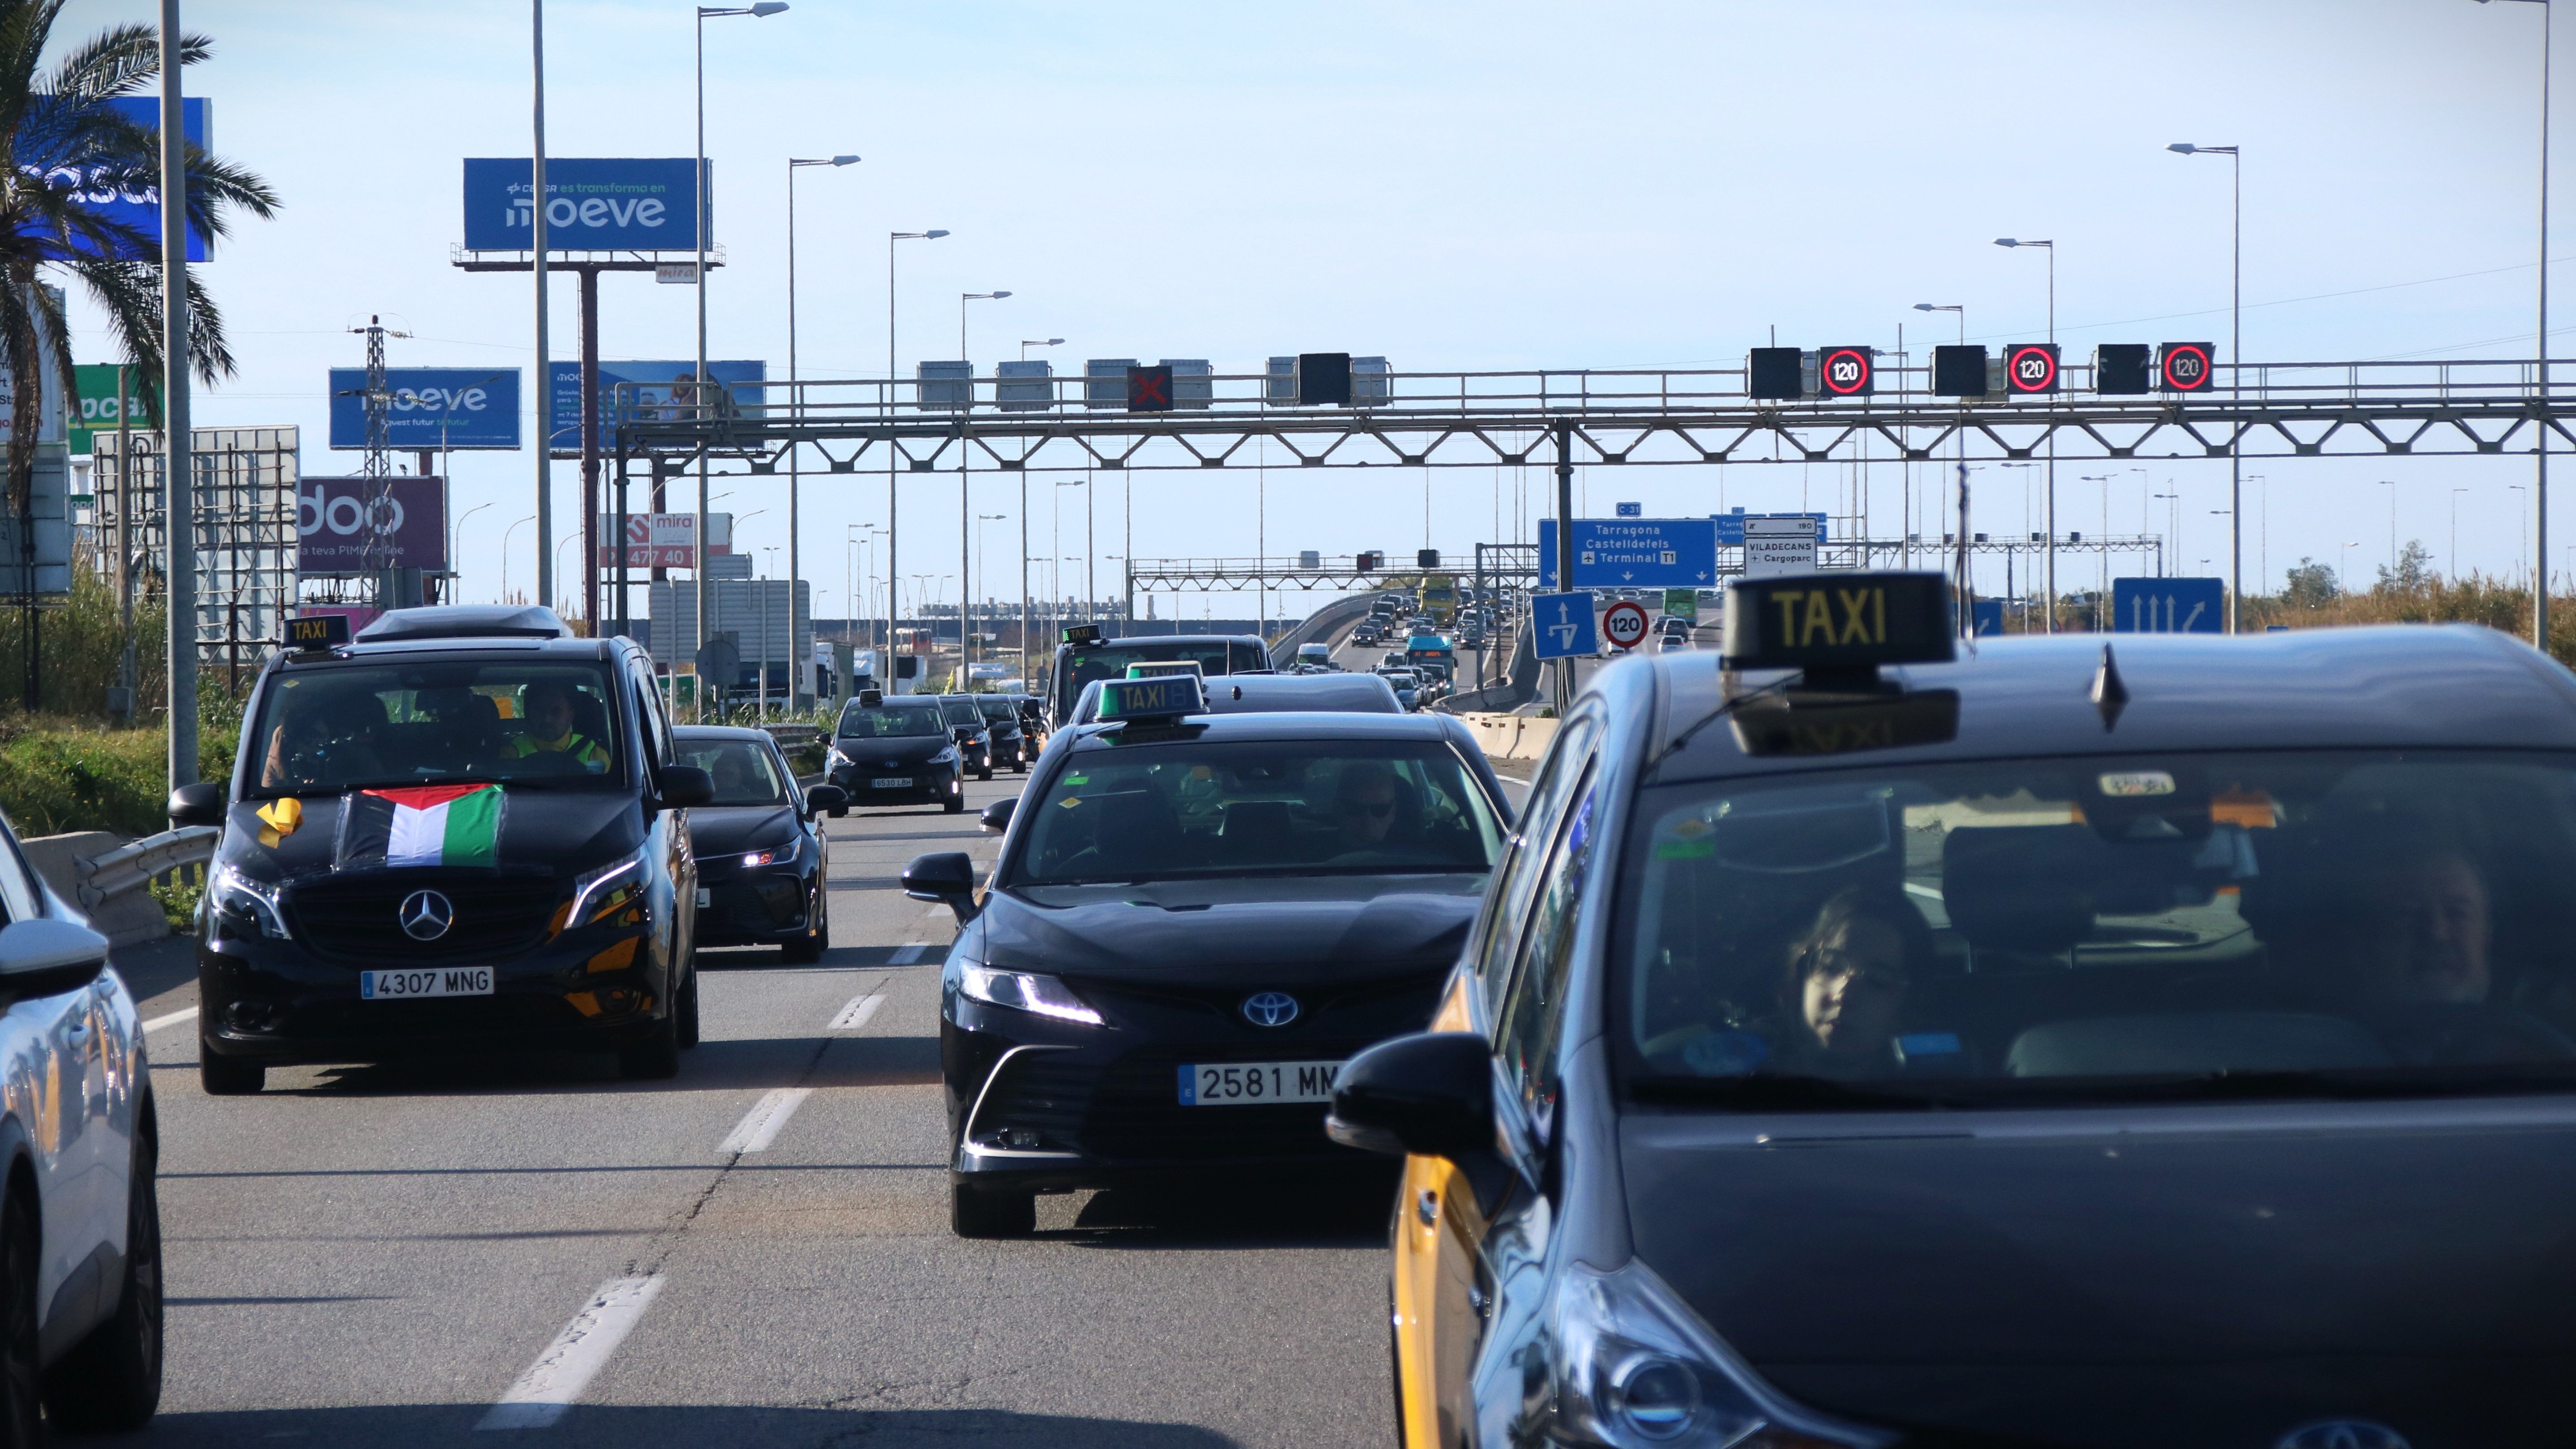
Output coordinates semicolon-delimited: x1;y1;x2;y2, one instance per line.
475;1275;666;1431
716;1088;813;1155
886;943;930;966
142;1006;199;1034
829;993;884;1031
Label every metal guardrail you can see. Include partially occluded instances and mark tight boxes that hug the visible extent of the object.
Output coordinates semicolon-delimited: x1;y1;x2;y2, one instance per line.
76;826;218;910
760;723;823;750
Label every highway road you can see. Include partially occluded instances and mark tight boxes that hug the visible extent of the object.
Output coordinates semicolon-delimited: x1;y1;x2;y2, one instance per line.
116;771;1397;1448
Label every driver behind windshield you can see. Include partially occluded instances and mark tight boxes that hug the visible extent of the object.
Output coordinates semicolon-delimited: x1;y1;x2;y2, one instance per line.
260;688;387;790
505;681;610;772
2349;845;2492;1007
1768;887;1929;1076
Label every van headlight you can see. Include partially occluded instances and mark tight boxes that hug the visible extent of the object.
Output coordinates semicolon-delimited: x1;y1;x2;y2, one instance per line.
957;966;1104;1026
1547;1260;1889;1448
208;862;290;940
569;844;652;926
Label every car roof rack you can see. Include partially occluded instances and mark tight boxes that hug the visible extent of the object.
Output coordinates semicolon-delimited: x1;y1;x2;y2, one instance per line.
354;604;574;643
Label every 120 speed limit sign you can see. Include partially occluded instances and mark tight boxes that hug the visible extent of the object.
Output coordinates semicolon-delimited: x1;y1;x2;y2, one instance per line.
2005;344;2060;395
1602;600;1651;651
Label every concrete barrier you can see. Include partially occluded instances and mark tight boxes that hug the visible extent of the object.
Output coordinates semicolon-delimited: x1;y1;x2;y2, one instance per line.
1455;712;1559;764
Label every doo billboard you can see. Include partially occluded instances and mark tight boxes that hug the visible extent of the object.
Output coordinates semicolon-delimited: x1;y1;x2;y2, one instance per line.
21;98;212;262
327;368;521;451
297;477;448;575
462;158;703;253
549;360;764;455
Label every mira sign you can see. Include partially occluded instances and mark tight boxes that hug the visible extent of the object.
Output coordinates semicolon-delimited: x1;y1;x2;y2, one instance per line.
327;368;522;451
461;159;703;253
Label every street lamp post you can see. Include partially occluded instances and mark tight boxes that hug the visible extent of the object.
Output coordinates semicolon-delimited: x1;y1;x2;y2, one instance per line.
2476;0;2552;645
2513;484;2533;589
958;291;1011;671
2379;480;2399;583
1913;302;1965;574
886;227;949;674
1014;340;1060;682
2167;142;2242;633
502;515;535;603
693;2;789;719
787;152;857;701
2454;487;2471;579
1992;239;2057;632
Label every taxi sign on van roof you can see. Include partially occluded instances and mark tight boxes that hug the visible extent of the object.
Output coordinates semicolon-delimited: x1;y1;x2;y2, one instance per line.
1124;659;1205;680
1062;624;1104;647
284;613;351;652
1096;672;1205;724
1721;571;1955;676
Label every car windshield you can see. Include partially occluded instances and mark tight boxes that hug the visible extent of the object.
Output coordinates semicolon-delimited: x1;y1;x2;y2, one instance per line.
836;701;946;738
1060;642;1233;695
249;661;621;796
939;698;982;729
977;698;1020;723
1011;738;1502;886
1620;751;2576;1106
675;739;789;806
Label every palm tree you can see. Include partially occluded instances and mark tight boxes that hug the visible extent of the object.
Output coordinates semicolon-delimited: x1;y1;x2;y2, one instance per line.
0;4;277;709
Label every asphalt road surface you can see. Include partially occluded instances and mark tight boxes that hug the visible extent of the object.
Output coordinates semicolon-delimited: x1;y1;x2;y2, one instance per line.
116;768;1397;1448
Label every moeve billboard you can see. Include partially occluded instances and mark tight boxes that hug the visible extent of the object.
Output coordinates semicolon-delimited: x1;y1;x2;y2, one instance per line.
327;368;522;451
462;158;703;253
549;360;764;455
297;477;448;574
21;98;211;262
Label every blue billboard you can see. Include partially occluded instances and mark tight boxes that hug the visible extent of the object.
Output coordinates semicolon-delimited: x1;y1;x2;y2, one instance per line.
1536;518;1718;589
2111;576;2225;634
462;158;703;253
327;368;522;451
1713;511;1828;546
21;98;212;261
549;360;765;455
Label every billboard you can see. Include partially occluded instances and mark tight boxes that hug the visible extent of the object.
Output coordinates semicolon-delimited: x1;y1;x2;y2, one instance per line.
21;98;212;262
69;365;156;456
549;360;764;455
1536;518;1717;589
462;158;703;253
594;512;734;570
327;368;521;451
297;476;448;574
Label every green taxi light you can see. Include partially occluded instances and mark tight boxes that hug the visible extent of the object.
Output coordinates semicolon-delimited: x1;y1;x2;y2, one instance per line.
1062;624;1104;647
1124;660;1204;681
1097;674;1205;724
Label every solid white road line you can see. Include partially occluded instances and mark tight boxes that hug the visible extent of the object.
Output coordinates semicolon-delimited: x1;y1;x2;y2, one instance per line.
887;943;930;966
475;1274;666;1431
141;1006;199;1034
717;1087;813;1155
829;993;884;1031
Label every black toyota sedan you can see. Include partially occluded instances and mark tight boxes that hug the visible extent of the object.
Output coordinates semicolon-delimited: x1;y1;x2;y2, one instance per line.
906;681;1511;1237
938;694;996;781
1334;571;2576;1449
826;693;966;814
971;693;1032;773
674;726;843;962
177;605;712;1091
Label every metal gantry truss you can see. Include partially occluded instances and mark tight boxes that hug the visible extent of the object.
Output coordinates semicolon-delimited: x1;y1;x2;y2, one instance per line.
608;357;2573;478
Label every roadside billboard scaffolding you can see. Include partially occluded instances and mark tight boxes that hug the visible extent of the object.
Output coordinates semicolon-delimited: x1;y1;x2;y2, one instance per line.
93;427;300;674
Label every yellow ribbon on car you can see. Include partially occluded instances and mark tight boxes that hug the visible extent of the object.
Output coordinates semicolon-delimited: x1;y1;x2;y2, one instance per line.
255;796;301;848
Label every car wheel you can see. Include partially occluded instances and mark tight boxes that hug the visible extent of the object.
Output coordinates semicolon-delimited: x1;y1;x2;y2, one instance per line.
951;1180;1035;1239
0;1181;34;1449
199;1042;264;1096
44;1122;162;1432
618;1005;682;1080
978;767;994;781
830;806;847;818
782;888;826;964
675;968;701;1050
943;794;965;814
1013;760;1027;774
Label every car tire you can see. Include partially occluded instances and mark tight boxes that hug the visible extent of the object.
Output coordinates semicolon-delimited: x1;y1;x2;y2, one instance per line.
43;1123;162;1432
951;1181;1035;1239
619;1007;682;1081
830;806;847;819
199;1044;264;1096
978;767;994;782
0;1180;35;1449
782;895;826;965
675;968;701;1051
943;794;965;815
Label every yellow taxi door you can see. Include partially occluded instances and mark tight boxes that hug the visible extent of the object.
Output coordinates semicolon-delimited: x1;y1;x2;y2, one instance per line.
1392;973;1484;1449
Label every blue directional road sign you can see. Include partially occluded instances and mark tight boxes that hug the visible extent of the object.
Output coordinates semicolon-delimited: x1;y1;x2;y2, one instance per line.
1712;511;1828;546
1530;592;1599;660
2112;576;2225;634
1615;501;1642;517
1970;599;2005;637
1537;518;1717;589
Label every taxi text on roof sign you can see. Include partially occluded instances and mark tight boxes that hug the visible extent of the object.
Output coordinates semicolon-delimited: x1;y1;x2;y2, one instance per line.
1721;572;1955;673
285;614;352;650
1062;624;1104;647
1096;673;1205;724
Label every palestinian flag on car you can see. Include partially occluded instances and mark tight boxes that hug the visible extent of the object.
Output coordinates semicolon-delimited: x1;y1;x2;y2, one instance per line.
336;784;505;869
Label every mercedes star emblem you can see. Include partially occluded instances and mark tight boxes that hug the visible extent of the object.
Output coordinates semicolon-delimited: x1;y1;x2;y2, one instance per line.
1241;991;1300;1028
398;888;454;942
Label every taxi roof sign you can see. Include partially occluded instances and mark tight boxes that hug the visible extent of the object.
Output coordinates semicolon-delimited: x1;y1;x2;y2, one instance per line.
1125;659;1205;680
1062;624;1104;647
1722;572;1956;676
1096;672;1205;724
284;614;352;652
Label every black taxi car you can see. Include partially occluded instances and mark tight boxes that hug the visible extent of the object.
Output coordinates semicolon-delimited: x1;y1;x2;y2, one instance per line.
1332;572;2576;1449
903;673;1512;1237
826;692;967;814
175;606;714;1092
673;725;843;962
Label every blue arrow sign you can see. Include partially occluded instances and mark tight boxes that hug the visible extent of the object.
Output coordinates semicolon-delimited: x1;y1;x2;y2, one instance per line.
1537;518;1718;589
1530;591;1598;659
2111;576;2224;634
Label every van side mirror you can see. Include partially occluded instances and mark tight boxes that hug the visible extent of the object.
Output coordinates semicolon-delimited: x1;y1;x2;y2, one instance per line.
804;784;847;819
0;918;108;1006
978;797;1017;835
657;765;715;811
1327;1031;1494;1160
901;851;978;923
168;781;226;827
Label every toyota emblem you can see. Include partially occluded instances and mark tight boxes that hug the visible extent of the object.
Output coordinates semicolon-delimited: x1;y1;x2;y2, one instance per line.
2276;1423;2412;1449
1241;992;1300;1028
398;889;454;942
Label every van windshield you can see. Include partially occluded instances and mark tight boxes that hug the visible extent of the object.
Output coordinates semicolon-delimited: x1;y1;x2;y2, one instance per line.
249;661;623;797
1620;752;2576;1106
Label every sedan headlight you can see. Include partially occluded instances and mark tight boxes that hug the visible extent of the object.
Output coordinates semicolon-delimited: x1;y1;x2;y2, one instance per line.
931;747;959;766
208;862;289;940
958;966;1105;1026
1548;1259;1889;1449
827;744;855;769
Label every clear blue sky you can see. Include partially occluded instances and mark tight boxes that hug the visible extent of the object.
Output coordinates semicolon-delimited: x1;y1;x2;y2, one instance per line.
60;0;2568;614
